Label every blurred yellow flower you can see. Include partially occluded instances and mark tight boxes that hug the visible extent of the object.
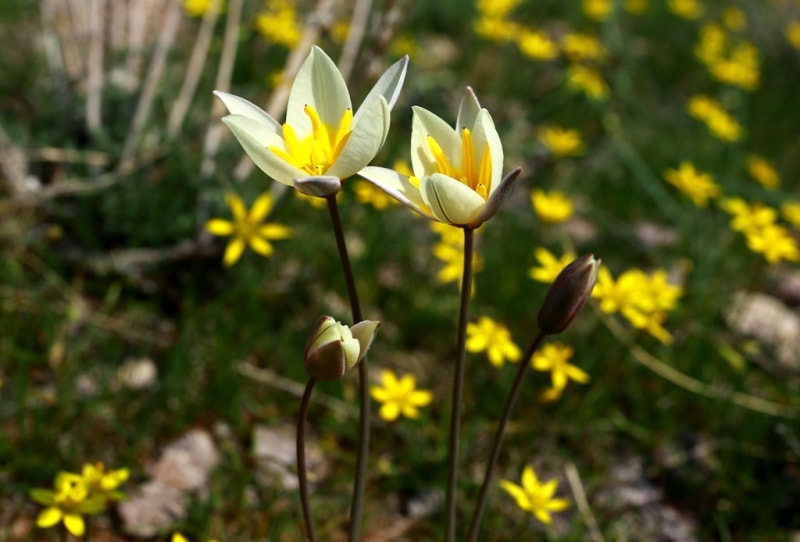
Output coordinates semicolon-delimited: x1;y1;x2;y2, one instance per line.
531;189;574;224
583;0;613;21
667;0;703;19
81;463;129;502
592;267;681;343
390;35;421;59
695;24;726;64
466;316;522;368
531;342;589;392
624;0;648;14
663;162;721;207
561;33;608;62
330;20;350;43
566;64;609;100
206;193;292;266
370;370;433;421
722;7;747;31
686;95;741;142
746;155;779;189
30;472;107;537
432;240;483;287
172;534;219;542
538;126;584;157
781;202;800;228
786;21;800;49
255;1;301;48
529;247;577;283
516;28;559;60
744;224;800;264
499;466;570;524
475;17;521;42
182;0;223;17
719;197;777;233
354;180;398;210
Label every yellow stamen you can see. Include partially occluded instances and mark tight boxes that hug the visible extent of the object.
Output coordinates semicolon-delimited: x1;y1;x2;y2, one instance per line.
461;128;475;189
476;142;491;199
426;131;493;200
427;135;456;178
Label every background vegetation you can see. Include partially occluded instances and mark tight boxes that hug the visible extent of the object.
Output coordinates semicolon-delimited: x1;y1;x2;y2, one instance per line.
2;0;800;539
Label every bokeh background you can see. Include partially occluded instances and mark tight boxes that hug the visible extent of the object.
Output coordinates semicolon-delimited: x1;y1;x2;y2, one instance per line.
2;0;800;539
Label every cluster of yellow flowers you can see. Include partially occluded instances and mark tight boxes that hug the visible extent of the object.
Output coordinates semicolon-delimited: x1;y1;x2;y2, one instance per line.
720;198;800;264
592;267;683;344
30;463;129;538
686;94;741;142
473;0;610;100
663;161;720;207
695;21;759;91
430;221;483;289
667;0;703;19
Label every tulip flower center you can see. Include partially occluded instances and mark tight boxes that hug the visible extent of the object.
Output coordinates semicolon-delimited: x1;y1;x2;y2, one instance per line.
270;105;353;176
426;128;492;200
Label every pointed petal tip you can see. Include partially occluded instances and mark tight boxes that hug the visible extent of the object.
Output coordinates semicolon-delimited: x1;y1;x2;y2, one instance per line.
467;166;523;228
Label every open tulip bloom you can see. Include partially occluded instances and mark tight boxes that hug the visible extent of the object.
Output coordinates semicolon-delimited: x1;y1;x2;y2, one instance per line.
214;46;409;193
360;87;520;228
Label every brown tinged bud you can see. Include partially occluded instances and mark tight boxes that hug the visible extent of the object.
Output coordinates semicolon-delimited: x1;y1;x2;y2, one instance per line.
294;176;342;197
537;254;600;335
303;316;380;381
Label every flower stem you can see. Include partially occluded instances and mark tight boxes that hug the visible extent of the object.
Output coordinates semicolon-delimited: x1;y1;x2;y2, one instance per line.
297;378;318;542
325;195;370;542
466;330;546;542
444;227;475;542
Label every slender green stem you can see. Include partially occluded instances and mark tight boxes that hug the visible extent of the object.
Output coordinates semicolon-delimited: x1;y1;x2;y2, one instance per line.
297;378;318;542
467;330;546;542
444;227;475;542
325;195;370;542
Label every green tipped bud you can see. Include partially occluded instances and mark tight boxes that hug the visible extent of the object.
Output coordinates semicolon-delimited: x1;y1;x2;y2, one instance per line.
537;254;600;335
303;316;380;381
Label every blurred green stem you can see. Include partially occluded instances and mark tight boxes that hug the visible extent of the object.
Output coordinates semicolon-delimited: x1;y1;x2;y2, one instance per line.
444;226;475;542
297;378;318;542
467;330;546;542
325;194;370;542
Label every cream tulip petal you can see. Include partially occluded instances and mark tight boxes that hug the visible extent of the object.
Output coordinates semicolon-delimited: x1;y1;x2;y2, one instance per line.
468;167;521;228
359;166;435;219
421;173;486;225
357;55;409;113
327;97;389;178
287;46;352;137
350;320;380;364
456;87;481;133
473;109;504;192
411;107;460;177
221;115;306;185
212;91;281;133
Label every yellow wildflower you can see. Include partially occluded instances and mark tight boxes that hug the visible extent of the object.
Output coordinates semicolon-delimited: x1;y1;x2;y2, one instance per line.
354;181;398;210
531;342;589;391
206;193;292;266
744;224;800;264
746;155;780;189
781;202;800;228
255;1;301;48
538;126;584;157
722;7;747;31
529;247;577;283
30;472;107;537
531;189;574;224
516;29;559;60
667;0;703;19
466;316;522;368
686;95;741;142
500;466;570;524
476;0;522;18
182;0;223;17
370;370;433;421
695;24;726;64
583;0;613;21
475;17;521;42
566;64;609;100
432;241;483;287
561;33;608;62
786;21;800;50
624;0;648;15
719;198;777;233
662;162;721;207
81;463;129;502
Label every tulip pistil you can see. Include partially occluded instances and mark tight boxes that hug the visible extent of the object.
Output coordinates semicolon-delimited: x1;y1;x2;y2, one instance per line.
270;105;353;176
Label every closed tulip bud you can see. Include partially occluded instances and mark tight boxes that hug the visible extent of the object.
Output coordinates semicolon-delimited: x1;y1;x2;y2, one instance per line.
304;316;380;381
537;254;600;335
